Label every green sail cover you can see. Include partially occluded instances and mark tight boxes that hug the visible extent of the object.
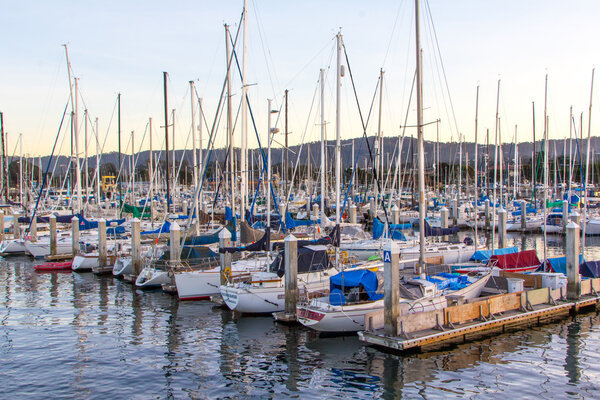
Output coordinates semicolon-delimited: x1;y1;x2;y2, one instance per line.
123;203;151;219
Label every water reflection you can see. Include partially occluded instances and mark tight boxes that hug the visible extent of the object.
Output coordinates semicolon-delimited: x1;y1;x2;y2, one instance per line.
1;248;600;398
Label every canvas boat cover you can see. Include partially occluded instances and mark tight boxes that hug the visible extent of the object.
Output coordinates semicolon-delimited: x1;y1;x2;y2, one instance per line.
488;249;540;269
285;212;317;229
372;218;409;240
470;246;519;262
424;220;459;237
329;269;383;306
141;221;171;235
271;225;340;251
272;245;333;278
580;261;600;278
546;255;585;275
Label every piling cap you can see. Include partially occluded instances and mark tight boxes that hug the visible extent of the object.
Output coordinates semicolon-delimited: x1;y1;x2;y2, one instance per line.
392;205;399;211
440;206;448;212
498;208;506;214
132;217;140;223
49;214;56;220
98;218;106;224
71;216;79;222
218;227;231;239
566;221;579;230
383;239;399;254
284;233;297;242
171;221;181;231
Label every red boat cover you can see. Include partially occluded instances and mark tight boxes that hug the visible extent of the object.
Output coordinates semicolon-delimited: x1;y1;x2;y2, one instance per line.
488;249;540;269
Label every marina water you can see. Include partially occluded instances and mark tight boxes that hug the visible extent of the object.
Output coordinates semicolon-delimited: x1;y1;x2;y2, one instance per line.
2;234;600;399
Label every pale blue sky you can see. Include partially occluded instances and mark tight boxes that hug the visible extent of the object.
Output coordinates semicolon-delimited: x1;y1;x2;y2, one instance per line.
2;1;600;157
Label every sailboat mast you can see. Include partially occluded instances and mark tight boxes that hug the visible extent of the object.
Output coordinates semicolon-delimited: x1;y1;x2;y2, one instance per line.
95;118;100;214
415;0;426;274
225;24;235;217
582;68;594;248
190;81;199;234
335;32;342;264
542;75;548;265
163;72;171;213
241;0;248;221
267;99;273;229
474;85;479;246
198;97;204;211
118;92;122;215
320;68;326;221
377;68;384;211
148;117;153;223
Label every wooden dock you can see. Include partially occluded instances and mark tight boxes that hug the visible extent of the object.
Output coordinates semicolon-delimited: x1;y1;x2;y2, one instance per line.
358;277;600;353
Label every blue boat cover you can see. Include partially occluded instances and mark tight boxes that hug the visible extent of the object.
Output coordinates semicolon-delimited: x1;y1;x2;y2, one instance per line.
424;220;459;237
141;221;171;235
548;255;587;275
225;206;233;221
372;218;409;240
285;212;316;229
470;246;519;262
427;273;469;291
329;269;383;306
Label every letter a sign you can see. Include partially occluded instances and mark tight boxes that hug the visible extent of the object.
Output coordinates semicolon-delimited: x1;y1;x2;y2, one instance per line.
383;250;392;263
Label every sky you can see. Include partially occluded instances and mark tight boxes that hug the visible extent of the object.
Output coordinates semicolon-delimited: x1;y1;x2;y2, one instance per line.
2;0;600;158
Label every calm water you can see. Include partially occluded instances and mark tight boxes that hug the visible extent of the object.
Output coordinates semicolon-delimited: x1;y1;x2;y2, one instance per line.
2;234;600;399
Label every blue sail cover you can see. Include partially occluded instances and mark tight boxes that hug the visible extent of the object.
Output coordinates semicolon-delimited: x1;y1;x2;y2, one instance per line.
141;221;171;235
470;246;519;262
581;261;600;278
372;218;409;240
77;214;126;231
424;220;459;237
184;218;237;245
329;269;383;306
285;212;317;229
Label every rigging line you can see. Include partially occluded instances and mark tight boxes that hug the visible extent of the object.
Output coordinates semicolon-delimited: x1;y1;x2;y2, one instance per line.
177;12;245;251
283;76;320;213
25;98;70;235
424;0;461;138
283;37;337;90
251;0;280;103
342;43;389;227
382;0;406;67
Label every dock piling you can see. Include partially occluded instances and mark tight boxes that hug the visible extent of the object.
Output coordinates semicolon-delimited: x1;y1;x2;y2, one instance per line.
131;218;141;275
218;228;232;285
384;240;400;337
284;234;299;316
50;215;57;256
71;216;80;257
349;203;357;224
520;200;527;230
30;216;37;242
98;219;107;268
441;206;449;241
566;221;581;300
0;211;4;242
170;222;182;263
498;208;507;248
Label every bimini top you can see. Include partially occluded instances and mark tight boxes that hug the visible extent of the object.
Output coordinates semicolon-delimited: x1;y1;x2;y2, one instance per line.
272;245;333;278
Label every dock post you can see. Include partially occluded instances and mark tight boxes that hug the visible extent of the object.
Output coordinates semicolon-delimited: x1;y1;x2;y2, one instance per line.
49;215;57;256
0;211;4;243
170;222;182;263
98;219;107;268
441;206;449;241
313;204;320;222
392;204;400;225
71;216;80;257
566;221;581;300
484;199;490;230
12;212;19;239
498;208;507;249
453;198;459;225
520;200;527;230
284;234;299;316
384;240;400;337
369;198;376;220
131;218;141;275
218;228;232;285
562;200;569;231
349;203;357;224
571;211;580;227
182;200;188;216
30;215;37;242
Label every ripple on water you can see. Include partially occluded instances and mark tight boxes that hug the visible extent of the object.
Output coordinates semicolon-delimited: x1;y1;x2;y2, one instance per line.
1;240;600;399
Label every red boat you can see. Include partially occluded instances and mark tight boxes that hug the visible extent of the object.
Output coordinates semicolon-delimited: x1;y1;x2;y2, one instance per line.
34;262;73;271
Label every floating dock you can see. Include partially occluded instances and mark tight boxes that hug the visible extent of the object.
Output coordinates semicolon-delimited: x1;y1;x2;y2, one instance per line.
358;277;600;353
